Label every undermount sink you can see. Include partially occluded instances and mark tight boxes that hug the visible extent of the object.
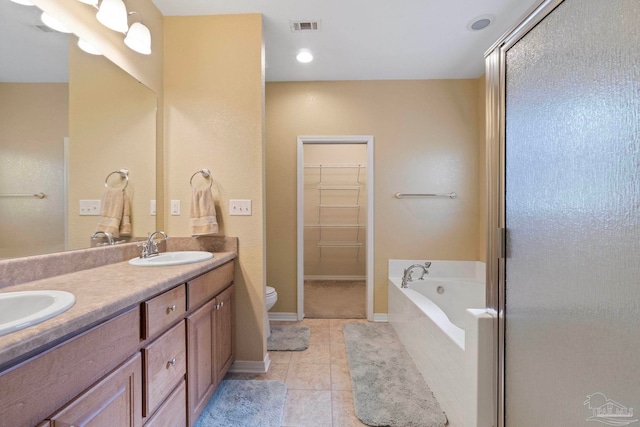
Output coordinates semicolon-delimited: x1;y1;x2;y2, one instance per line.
0;290;76;337
128;251;213;267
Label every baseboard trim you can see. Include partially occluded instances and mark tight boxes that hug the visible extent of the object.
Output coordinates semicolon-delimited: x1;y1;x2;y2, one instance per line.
268;312;298;321
228;354;270;374
373;313;388;322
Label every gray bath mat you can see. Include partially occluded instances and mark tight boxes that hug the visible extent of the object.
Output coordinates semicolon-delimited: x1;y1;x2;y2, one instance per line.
193;380;287;427
343;323;447;427
267;325;310;351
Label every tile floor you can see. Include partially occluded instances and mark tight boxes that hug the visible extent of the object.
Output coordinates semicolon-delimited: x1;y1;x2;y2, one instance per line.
226;318;369;427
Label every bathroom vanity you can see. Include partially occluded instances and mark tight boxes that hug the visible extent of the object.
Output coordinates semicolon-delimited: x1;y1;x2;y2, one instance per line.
0;248;236;427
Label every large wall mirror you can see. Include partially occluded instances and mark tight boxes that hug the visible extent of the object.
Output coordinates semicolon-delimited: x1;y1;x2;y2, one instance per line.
0;1;157;259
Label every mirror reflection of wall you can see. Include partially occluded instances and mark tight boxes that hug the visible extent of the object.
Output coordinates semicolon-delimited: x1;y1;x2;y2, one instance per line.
67;41;157;250
0;1;156;259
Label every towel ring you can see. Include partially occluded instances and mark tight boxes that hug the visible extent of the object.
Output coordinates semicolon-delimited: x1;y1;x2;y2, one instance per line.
190;168;213;188
104;169;129;189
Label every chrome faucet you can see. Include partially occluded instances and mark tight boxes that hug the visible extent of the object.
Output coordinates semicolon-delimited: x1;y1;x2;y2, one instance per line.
401;262;432;288
139;231;169;258
91;231;114;246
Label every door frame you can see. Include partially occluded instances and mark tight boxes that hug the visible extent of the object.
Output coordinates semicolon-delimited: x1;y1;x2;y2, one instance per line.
296;135;374;321
485;1;566;426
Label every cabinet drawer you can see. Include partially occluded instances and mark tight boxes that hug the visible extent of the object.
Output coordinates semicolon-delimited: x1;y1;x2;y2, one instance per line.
187;261;233;310
143;322;186;417
49;353;142;427
143;284;186;340
144;380;187;427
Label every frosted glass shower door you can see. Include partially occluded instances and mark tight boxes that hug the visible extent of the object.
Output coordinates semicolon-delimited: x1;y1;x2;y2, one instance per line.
503;0;640;425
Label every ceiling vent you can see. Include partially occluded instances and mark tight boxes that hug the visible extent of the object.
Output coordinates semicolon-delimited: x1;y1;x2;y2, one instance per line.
290;20;321;32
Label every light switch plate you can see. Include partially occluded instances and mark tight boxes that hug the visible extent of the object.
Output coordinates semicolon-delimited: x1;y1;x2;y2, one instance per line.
150;200;156;216
79;200;101;216
171;199;180;216
229;199;252;216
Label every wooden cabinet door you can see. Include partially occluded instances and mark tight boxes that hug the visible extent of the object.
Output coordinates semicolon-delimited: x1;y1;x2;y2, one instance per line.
186;299;216;426
49;353;142;427
213;285;234;387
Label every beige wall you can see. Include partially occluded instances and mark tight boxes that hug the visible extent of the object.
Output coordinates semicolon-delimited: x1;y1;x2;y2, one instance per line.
163;14;265;362
266;79;485;314
68;42;157;249
0;83;68;258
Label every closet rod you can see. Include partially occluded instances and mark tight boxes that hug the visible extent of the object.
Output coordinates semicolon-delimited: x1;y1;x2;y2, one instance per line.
305;163;366;168
318;185;361;190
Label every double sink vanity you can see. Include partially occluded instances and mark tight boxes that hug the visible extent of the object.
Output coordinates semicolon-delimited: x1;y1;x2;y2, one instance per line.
0;237;238;427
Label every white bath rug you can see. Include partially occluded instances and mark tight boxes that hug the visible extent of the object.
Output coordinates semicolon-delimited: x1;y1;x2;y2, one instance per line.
267;325;310;351
193;380;287;427
343;323;447;427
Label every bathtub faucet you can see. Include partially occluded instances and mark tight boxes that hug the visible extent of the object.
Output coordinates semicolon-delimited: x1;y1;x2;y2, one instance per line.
401;262;432;288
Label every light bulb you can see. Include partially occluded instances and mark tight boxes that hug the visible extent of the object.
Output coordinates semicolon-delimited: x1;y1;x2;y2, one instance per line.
10;0;36;6
124;22;151;55
41;12;72;33
296;50;313;63
77;38;102;56
96;0;128;33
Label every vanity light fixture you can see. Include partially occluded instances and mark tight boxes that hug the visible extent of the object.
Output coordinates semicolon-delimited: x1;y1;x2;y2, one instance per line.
77;38;102;55
9;0;35;6
124;13;151;55
296;49;313;63
40;12;72;33
96;0;128;33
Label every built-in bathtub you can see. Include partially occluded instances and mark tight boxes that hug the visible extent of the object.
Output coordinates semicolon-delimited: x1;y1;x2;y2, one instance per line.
388;260;493;427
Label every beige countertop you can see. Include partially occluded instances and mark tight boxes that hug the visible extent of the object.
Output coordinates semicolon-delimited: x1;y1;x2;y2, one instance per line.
0;251;237;370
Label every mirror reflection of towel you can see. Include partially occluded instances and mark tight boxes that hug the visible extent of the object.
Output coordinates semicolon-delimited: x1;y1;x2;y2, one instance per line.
190;187;218;236
96;188;131;238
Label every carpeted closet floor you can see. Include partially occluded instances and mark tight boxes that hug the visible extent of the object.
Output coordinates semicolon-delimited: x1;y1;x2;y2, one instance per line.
304;280;366;319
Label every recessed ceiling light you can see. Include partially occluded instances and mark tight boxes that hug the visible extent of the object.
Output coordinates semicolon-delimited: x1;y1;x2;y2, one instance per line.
467;15;494;31
296;49;313;63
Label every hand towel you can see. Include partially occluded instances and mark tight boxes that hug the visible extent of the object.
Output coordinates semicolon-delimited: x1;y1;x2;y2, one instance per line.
119;192;132;237
190;187;218;236
95;187;126;238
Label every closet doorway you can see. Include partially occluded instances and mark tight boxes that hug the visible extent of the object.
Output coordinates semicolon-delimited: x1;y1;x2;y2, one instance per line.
297;136;374;321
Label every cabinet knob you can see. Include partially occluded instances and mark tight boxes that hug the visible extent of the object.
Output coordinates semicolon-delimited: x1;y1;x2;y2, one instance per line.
167;304;176;314
167;358;176;368
220;301;224;308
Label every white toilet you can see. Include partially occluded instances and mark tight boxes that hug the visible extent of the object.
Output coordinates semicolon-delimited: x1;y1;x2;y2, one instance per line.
265;286;278;339
266;286;278;311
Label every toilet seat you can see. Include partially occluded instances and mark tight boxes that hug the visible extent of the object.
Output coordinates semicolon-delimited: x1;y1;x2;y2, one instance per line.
266;286;276;296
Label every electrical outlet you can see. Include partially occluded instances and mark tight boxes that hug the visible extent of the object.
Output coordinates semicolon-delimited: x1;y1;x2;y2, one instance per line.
171;199;181;215
229;199;252;216
150;200;156;216
79;200;101;216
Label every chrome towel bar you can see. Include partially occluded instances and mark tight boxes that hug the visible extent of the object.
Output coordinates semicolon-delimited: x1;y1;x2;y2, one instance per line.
395;192;457;199
0;192;46;199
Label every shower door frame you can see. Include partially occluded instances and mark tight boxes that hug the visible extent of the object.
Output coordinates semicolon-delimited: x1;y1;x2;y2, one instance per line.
296;135;374;321
485;1;565;426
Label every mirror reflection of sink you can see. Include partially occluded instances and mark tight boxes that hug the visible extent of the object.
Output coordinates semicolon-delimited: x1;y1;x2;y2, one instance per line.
128;251;213;267
0;290;76;337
